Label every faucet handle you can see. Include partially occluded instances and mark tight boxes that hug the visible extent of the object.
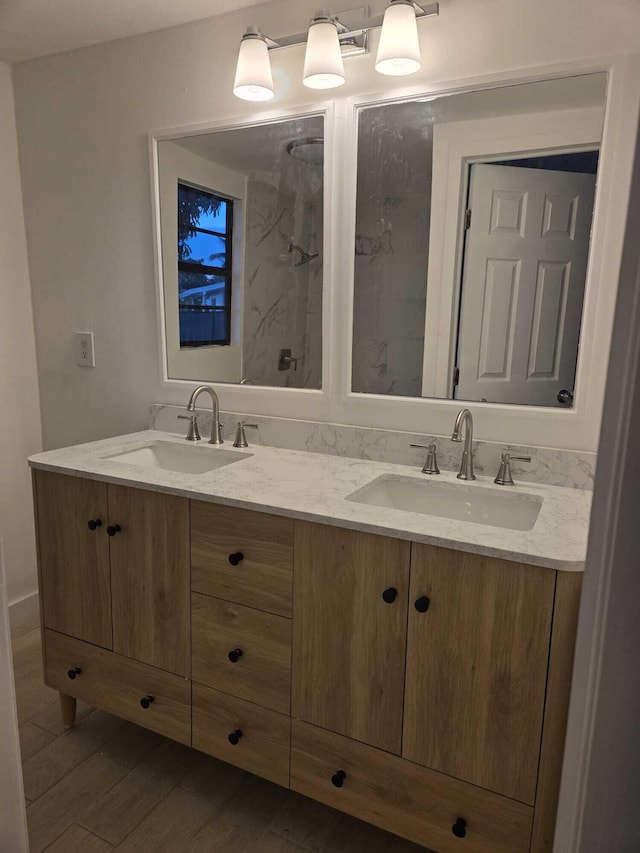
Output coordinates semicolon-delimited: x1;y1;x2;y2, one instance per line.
178;414;201;442
233;422;258;448
410;443;440;475
494;453;531;486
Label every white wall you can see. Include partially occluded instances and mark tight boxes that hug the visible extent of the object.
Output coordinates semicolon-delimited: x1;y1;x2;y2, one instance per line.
10;0;640;452
0;61;42;613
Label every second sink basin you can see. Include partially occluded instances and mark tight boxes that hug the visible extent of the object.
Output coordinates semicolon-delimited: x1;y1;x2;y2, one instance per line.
346;474;542;531
103;441;252;475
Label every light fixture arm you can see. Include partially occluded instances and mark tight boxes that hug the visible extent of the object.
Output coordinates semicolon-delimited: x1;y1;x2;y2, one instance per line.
255;2;439;54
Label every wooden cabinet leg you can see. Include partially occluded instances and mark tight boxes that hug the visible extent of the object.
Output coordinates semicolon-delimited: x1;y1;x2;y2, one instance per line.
59;692;77;727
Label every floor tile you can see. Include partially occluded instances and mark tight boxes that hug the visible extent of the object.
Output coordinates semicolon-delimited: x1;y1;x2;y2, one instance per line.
80;766;176;846
113;786;217;852
26;751;128;853
19;721;56;762
23;709;125;801
44;823;114;852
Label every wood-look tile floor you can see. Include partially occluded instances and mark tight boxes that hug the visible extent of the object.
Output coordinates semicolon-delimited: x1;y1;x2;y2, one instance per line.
12;626;427;852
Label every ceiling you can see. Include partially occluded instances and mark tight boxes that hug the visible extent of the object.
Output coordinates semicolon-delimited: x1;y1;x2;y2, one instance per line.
0;0;272;64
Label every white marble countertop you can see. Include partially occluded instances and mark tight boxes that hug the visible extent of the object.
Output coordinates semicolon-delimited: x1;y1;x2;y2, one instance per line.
28;430;592;572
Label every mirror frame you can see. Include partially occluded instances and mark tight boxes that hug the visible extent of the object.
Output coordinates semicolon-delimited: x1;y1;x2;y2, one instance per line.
148;57;640;452
149;101;335;411
333;57;640;451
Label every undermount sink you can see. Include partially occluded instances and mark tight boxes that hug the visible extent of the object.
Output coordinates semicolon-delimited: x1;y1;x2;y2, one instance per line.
346;475;542;531
102;441;252;475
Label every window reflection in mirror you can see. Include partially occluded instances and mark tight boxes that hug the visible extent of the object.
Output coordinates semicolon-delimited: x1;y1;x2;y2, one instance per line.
157;114;324;388
351;73;606;408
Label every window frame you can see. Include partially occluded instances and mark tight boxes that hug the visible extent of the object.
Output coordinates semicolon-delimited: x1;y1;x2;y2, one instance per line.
177;181;234;348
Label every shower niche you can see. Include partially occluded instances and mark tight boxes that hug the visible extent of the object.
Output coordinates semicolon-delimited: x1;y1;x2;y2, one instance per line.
154;113;325;389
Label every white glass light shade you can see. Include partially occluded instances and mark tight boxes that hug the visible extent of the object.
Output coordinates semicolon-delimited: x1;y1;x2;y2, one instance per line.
375;0;422;76
303;18;345;90
233;31;275;101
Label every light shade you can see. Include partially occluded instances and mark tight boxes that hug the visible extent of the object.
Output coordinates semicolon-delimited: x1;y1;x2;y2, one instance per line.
375;0;422;76
233;28;275;101
303;17;345;90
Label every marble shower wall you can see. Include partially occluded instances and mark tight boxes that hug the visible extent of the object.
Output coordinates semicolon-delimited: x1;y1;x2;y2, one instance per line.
242;163;323;389
352;104;433;397
151;405;596;490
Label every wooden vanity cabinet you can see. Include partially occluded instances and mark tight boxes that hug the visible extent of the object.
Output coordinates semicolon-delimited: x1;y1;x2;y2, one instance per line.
33;471;581;853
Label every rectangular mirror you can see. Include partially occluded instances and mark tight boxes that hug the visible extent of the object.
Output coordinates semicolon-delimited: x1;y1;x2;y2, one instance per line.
351;73;606;408
156;113;324;388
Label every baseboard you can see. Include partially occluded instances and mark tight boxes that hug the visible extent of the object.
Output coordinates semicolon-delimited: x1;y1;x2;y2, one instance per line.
9;591;39;636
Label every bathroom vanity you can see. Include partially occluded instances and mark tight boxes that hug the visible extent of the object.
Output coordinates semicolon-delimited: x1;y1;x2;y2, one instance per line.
28;432;590;853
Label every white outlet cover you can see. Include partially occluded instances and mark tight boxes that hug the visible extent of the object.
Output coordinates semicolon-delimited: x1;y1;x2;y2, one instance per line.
75;331;95;367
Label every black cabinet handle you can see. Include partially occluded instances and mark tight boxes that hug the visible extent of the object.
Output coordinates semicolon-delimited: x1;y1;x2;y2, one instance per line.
415;595;431;613
140;695;154;709
67;666;82;680
228;729;243;745
331;770;346;788
228;552;244;566
228;648;243;663
382;587;398;604
87;519;102;531
106;524;121;537
452;817;467;838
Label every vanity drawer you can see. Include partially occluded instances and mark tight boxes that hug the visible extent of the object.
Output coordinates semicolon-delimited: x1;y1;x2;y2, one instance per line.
191;501;294;617
44;629;191;744
291;720;533;853
193;683;290;788
191;593;291;715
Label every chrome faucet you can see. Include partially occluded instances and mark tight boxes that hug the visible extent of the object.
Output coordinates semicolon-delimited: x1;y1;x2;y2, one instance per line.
451;408;476;480
186;385;223;445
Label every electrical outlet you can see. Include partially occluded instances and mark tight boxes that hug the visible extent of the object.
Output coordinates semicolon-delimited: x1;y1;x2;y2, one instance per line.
75;332;95;367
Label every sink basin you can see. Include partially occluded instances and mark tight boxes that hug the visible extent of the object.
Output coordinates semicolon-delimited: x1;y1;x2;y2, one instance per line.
346;475;542;531
103;441;252;475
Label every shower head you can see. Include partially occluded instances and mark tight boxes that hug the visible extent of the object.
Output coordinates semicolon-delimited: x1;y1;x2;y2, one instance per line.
286;137;324;166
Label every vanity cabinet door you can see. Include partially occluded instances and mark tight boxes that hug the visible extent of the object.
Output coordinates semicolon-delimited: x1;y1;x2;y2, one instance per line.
108;484;190;677
403;544;555;804
292;521;410;754
34;470;112;649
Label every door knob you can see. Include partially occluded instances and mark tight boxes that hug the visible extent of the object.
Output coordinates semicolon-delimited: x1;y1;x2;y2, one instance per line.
557;389;574;405
67;666;82;680
228;729;243;745
228;552;244;566
415;596;430;613
140;695;154;709
87;519;102;531
228;648;243;663
106;524;121;537
382;587;398;604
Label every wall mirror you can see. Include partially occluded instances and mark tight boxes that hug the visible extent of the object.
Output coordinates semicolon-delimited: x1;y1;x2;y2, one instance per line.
156;113;324;388
351;73;606;408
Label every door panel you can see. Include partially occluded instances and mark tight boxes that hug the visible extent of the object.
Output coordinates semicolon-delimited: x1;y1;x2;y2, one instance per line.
403;544;555;804
35;471;111;648
292;521;410;754
108;485;189;676
456;163;596;405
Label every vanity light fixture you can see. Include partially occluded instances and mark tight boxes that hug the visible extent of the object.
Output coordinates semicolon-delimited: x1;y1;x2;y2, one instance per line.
303;13;346;90
233;26;275;101
376;0;422;76
232;2;439;101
